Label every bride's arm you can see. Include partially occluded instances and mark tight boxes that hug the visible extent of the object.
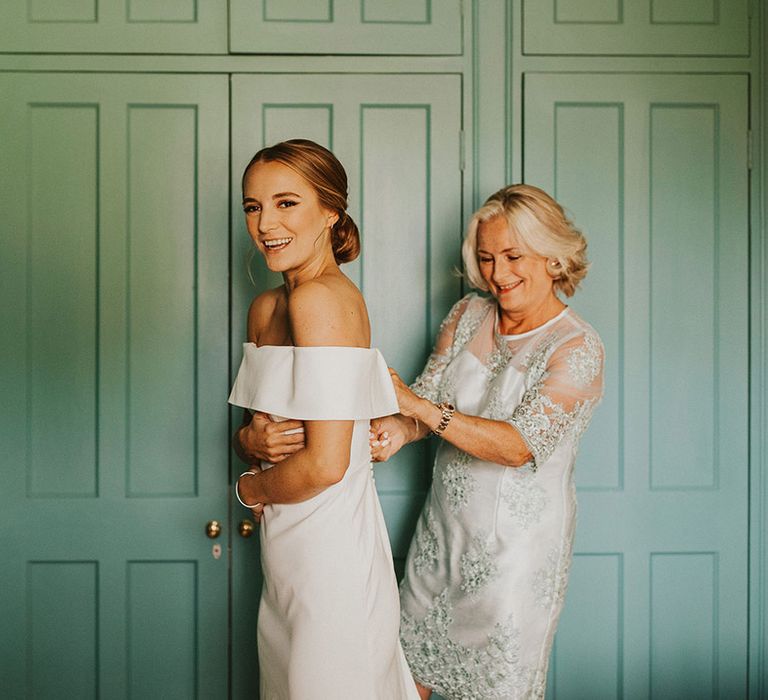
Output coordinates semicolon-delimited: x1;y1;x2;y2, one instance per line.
236;281;362;507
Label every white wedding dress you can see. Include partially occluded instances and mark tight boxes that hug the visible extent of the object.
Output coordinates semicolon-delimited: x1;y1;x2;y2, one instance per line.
229;344;419;700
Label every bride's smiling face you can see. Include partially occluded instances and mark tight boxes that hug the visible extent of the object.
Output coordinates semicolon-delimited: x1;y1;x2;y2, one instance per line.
242;160;338;273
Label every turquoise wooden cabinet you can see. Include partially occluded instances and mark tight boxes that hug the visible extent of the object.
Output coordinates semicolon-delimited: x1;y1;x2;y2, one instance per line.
0;0;227;53
523;0;749;55
524;72;749;699
229;71;463;697
229;0;462;54
0;72;230;698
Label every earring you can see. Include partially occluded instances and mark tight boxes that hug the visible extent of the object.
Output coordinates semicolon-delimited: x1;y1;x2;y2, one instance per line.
547;259;562;277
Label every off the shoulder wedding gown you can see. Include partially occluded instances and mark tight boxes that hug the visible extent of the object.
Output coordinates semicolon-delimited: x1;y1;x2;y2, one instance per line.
229;344;419;700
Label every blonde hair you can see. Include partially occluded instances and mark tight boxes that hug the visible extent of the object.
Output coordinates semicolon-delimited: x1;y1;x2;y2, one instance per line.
243;139;360;264
462;184;589;297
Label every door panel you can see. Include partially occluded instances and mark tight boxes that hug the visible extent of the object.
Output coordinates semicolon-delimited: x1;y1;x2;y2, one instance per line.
0;0;227;53
230;72;463;697
0;73;230;698
524;73;749;698
523;0;749;56
229;0;462;54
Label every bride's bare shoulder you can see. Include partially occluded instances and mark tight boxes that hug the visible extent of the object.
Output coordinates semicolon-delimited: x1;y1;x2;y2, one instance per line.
247;286;286;343
287;276;366;347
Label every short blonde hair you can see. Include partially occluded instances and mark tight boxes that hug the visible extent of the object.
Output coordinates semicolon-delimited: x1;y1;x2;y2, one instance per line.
462;184;589;297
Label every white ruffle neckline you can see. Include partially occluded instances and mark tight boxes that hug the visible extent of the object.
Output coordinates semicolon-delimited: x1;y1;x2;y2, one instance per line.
228;344;398;420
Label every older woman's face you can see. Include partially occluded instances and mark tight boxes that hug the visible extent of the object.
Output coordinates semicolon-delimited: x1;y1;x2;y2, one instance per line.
476;216;555;316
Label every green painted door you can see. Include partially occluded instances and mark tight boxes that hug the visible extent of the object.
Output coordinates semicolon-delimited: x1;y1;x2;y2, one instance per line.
0;73;230;698
229;0;462;54
522;0;749;55
230;72;464;697
0;0;227;53
524;73;749;698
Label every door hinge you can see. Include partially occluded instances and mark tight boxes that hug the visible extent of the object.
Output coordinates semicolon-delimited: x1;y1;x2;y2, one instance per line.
459;129;466;172
747;129;753;171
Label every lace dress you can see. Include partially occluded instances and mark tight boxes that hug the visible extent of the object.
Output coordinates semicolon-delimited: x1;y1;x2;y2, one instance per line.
229;345;419;700
399;294;604;699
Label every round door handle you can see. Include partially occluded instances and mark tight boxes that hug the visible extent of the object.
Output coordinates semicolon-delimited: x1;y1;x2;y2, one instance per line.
238;519;255;538
205;520;222;539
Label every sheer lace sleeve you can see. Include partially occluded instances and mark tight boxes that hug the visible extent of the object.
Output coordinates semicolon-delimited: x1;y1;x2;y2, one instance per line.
509;330;604;471
410;294;478;402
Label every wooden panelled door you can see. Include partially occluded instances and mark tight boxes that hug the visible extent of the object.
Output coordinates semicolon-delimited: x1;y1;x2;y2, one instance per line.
0;67;464;697
228;0;462;55
524;73;749;699
229;72;464;697
0;73;230;698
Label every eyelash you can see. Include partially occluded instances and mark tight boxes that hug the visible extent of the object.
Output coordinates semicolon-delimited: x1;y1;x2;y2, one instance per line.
479;255;520;263
243;200;298;214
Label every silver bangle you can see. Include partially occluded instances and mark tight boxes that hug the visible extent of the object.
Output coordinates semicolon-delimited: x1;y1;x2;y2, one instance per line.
235;470;262;509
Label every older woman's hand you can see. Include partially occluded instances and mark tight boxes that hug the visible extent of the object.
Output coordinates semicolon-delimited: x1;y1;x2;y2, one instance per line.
388;368;426;418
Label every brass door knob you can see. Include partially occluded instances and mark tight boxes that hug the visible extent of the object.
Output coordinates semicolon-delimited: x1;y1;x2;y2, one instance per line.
238;519;255;538
205;520;222;538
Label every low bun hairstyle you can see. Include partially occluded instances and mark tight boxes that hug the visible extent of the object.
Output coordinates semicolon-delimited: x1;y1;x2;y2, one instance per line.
242;139;360;264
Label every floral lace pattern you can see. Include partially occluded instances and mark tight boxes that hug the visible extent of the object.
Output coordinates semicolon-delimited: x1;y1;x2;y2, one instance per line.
510;387;596;466
400;590;532;700
567;332;602;388
450;298;490;357
485;340;515;382
481;386;510;422
532;547;571;610
410;352;450;403
400;294;603;700
460;533;499;598
439;449;475;514
501;465;548;529
522;334;560;386
413;508;440;574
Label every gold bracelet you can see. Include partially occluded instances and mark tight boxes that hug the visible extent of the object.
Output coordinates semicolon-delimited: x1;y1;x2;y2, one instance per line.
431;402;455;437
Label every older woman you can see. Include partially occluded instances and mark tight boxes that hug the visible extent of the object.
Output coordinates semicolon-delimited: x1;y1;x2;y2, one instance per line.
371;184;605;699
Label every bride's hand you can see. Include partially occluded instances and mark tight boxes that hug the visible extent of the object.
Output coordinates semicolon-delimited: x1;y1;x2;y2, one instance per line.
239;411;305;463
370;414;410;462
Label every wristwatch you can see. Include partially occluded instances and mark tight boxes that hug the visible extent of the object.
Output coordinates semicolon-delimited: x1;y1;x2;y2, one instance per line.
431;402;456;437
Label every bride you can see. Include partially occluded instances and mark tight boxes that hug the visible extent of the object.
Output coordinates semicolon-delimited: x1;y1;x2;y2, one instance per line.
229;139;419;699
